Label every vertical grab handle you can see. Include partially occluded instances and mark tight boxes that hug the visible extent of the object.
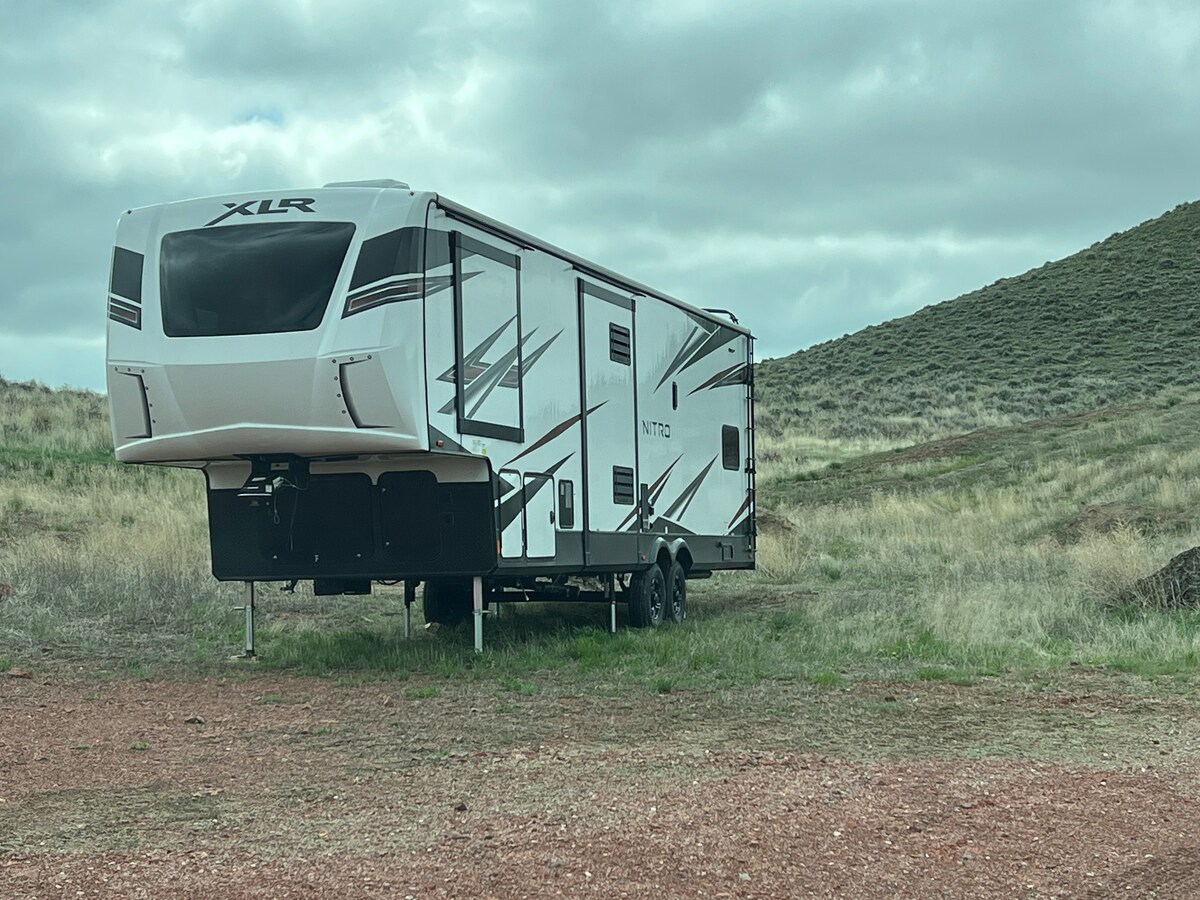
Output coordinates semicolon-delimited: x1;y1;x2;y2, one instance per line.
639;483;654;531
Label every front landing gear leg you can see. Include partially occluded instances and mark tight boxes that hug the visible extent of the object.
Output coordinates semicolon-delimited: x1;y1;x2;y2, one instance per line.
472;576;485;653
403;580;416;639
242;581;256;658
607;574;618;634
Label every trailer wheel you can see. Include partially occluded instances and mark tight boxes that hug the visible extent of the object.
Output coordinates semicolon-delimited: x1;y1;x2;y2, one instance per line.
666;561;687;624
422;578;473;627
627;566;666;628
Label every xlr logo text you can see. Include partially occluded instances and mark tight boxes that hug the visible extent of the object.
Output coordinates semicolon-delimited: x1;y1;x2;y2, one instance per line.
205;197;316;227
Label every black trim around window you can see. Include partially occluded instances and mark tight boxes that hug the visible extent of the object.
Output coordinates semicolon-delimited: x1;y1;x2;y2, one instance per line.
461;419;524;442
349;226;423;290
452;230;524;444
457;231;519;269
580;280;633;310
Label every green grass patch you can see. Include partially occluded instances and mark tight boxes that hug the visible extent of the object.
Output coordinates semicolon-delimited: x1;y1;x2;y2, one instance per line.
810;669;844;688
498;676;540;695
0;445;116;468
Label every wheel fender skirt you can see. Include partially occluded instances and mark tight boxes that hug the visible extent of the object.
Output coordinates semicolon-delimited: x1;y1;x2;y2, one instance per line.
646;536;672;568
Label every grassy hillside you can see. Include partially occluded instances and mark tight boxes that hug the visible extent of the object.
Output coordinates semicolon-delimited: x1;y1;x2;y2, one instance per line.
0;377;234;664
2;375;1199;685
757;200;1200;444
0;377;111;462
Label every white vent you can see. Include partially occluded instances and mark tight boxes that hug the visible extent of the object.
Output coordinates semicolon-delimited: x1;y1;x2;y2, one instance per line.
323;179;410;190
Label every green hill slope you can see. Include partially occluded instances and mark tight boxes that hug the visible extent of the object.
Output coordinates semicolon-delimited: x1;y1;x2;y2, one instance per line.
757;200;1200;443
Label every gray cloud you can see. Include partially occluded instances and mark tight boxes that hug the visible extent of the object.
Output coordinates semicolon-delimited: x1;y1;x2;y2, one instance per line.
2;0;1199;385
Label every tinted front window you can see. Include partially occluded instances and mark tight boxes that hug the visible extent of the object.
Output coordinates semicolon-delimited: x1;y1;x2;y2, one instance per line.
160;222;355;337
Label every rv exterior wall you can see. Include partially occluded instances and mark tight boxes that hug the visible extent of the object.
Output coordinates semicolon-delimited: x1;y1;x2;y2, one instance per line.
104;184;754;584
422;198;753;575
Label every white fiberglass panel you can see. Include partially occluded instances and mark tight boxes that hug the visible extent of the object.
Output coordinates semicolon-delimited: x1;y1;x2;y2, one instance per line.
106;187;433;463
581;285;637;533
634;299;751;537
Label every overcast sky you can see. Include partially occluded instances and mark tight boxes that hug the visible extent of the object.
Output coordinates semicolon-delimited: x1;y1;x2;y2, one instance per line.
3;0;1199;391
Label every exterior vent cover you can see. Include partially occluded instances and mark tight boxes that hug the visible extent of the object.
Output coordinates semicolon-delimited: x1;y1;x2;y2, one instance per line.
609;323;632;365
612;466;635;505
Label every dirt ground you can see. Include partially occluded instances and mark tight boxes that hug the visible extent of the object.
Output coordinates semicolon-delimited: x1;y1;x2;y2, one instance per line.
2;671;1200;899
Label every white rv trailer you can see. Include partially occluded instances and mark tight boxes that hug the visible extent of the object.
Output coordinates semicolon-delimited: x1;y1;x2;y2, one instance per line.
105;180;755;649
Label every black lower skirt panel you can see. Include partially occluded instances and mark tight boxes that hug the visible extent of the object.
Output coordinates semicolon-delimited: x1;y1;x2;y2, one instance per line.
207;471;496;581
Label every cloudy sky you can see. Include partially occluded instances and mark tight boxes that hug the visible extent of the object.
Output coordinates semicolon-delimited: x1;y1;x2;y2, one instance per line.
3;0;1199;390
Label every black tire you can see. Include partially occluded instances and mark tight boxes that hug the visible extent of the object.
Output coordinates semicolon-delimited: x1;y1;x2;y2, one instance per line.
422;577;473;627
627;565;666;628
666;560;687;624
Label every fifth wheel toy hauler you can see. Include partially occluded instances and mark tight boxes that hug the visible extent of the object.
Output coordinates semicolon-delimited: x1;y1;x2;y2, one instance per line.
105;180;755;649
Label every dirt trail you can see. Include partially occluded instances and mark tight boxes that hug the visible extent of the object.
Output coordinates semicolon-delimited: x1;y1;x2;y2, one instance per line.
2;674;1199;899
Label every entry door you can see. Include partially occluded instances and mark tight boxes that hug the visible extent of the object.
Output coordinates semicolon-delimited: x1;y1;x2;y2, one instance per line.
579;281;637;533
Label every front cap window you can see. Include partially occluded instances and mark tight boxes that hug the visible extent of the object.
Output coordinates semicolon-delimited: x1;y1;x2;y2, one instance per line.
160;222;356;337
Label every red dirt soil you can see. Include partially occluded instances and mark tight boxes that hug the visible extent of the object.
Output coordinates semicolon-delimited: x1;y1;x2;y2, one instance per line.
2;676;1198;899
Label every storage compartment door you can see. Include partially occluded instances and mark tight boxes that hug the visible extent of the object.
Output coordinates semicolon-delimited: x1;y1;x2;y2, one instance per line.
523;472;556;559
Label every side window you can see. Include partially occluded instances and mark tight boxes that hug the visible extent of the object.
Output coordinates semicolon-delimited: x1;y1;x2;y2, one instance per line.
344;226;423;316
722;425;740;471
453;231;522;442
109;246;145;329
